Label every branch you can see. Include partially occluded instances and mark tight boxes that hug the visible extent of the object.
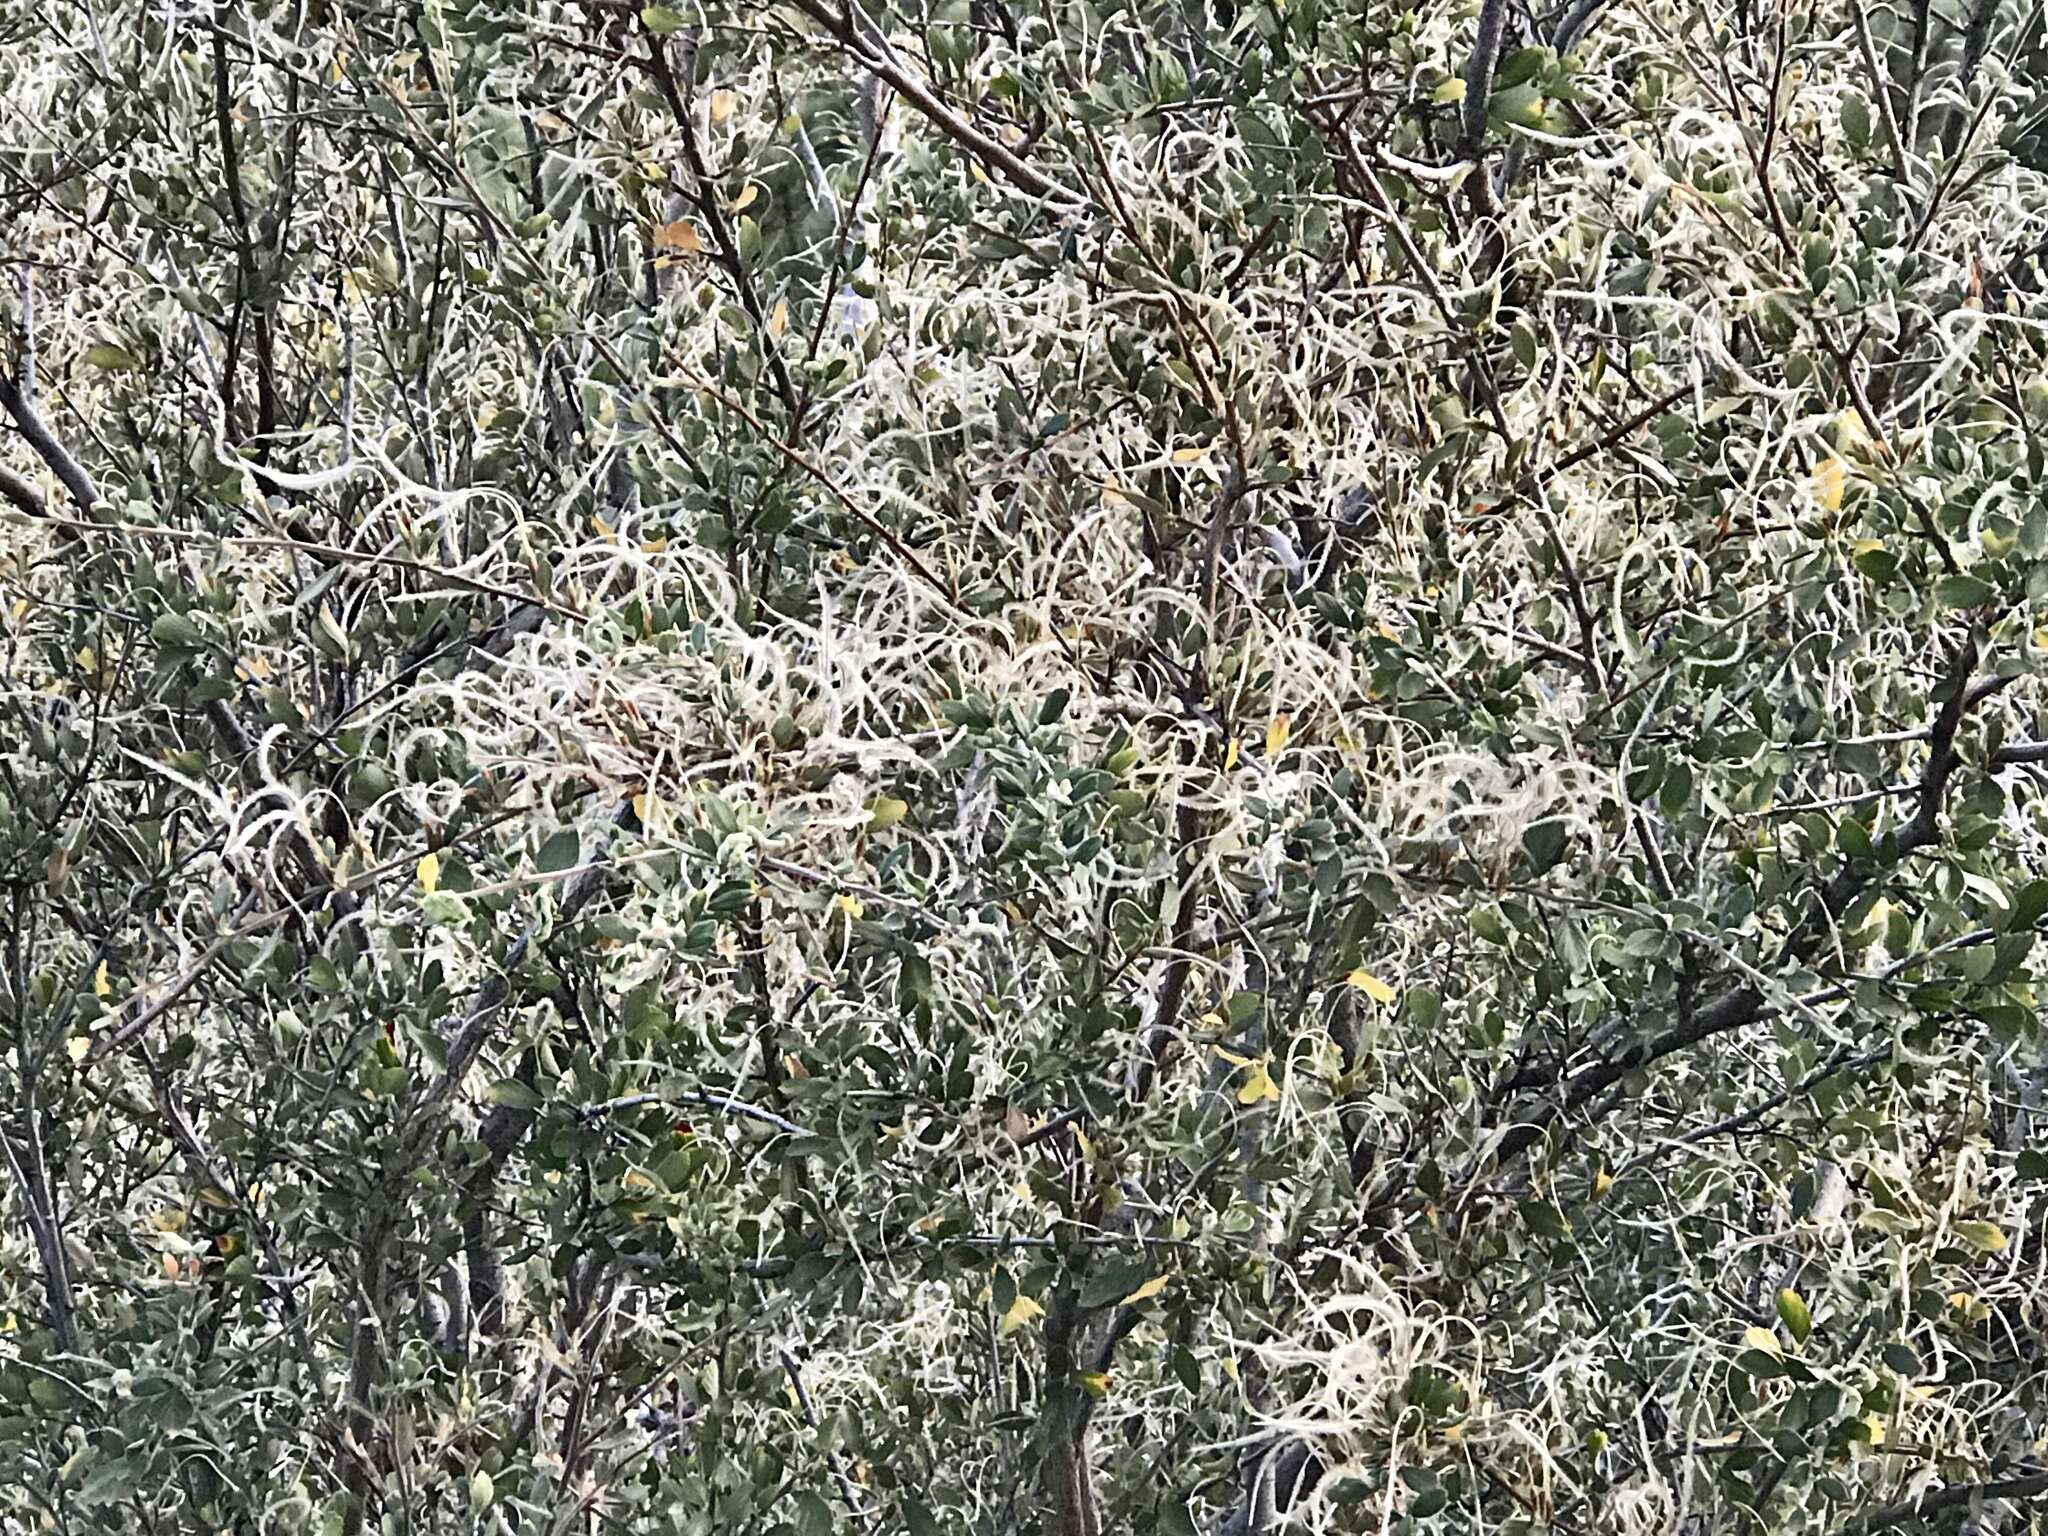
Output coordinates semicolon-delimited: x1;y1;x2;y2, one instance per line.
0;1122;78;1354
578;1088;805;1138
0;460;43;516
1040;1262;1104;1536
1835;1471;2048;1536
1491;635;1991;1167
784;0;1092;210
1458;0;1512;216
428;802;631;1104
0;269;100;513
640;25;804;421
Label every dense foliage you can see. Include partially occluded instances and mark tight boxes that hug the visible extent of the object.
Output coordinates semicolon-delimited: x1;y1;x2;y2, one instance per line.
3;0;2048;1532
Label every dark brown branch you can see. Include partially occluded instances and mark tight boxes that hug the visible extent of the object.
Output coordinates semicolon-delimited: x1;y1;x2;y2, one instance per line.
1040;1265;1103;1536
0;269;100;514
1835;1470;2048;1536
1458;0;1512;218
640;25;804;422
211;23;282;454
1492;633;1990;1167
0;461;43;516
784;0;1091;209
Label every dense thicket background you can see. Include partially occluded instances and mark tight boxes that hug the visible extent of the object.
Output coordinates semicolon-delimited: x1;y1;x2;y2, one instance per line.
3;0;2048;1532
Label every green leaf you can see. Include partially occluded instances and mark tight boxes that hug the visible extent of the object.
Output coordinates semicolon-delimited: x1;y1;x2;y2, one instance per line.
1934;573;1997;609
792;1491;835;1536
1836;817;1872;861
905;1501;940;1536
1406;987;1441;1030
2005;877;2048;932
484;1078;543;1110
1882;1343;1920;1375
1079;1260;1151;1309
1733;1348;1783;1379
1775;1287;1812;1343
1852;543;1898;582
640;6;688;33
1522;819;1567;875
1519;1199;1572;1241
1842;92;1871;148
84;342;139;369
1659;760;1693;818
536;829;582;875
150;612;203;649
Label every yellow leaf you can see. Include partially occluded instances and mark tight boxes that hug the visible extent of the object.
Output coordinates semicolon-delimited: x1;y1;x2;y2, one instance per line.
1742;1325;1781;1356
1212;1045;1254;1068
652;220;704;256
999;1295;1045;1336
835;893;865;921
93;961;109;998
622;1168;657;1191
1171;444;1208;464
1238;1062;1281;1105
9;598;27;624
768;297;789;338
67;1035;89;1062
1223;739;1241;771
1072;1370;1112;1398
1592;1167;1614;1198
1120;1274;1169;1305
1347;969;1398;1004
1834;408;1874;455
1265;714;1291;756
729;183;759;212
867;796;909;830
710;88;737;122
1811;456;1847;512
417;851;441;894
1433;77;1467;103
1953;1219;2007;1252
